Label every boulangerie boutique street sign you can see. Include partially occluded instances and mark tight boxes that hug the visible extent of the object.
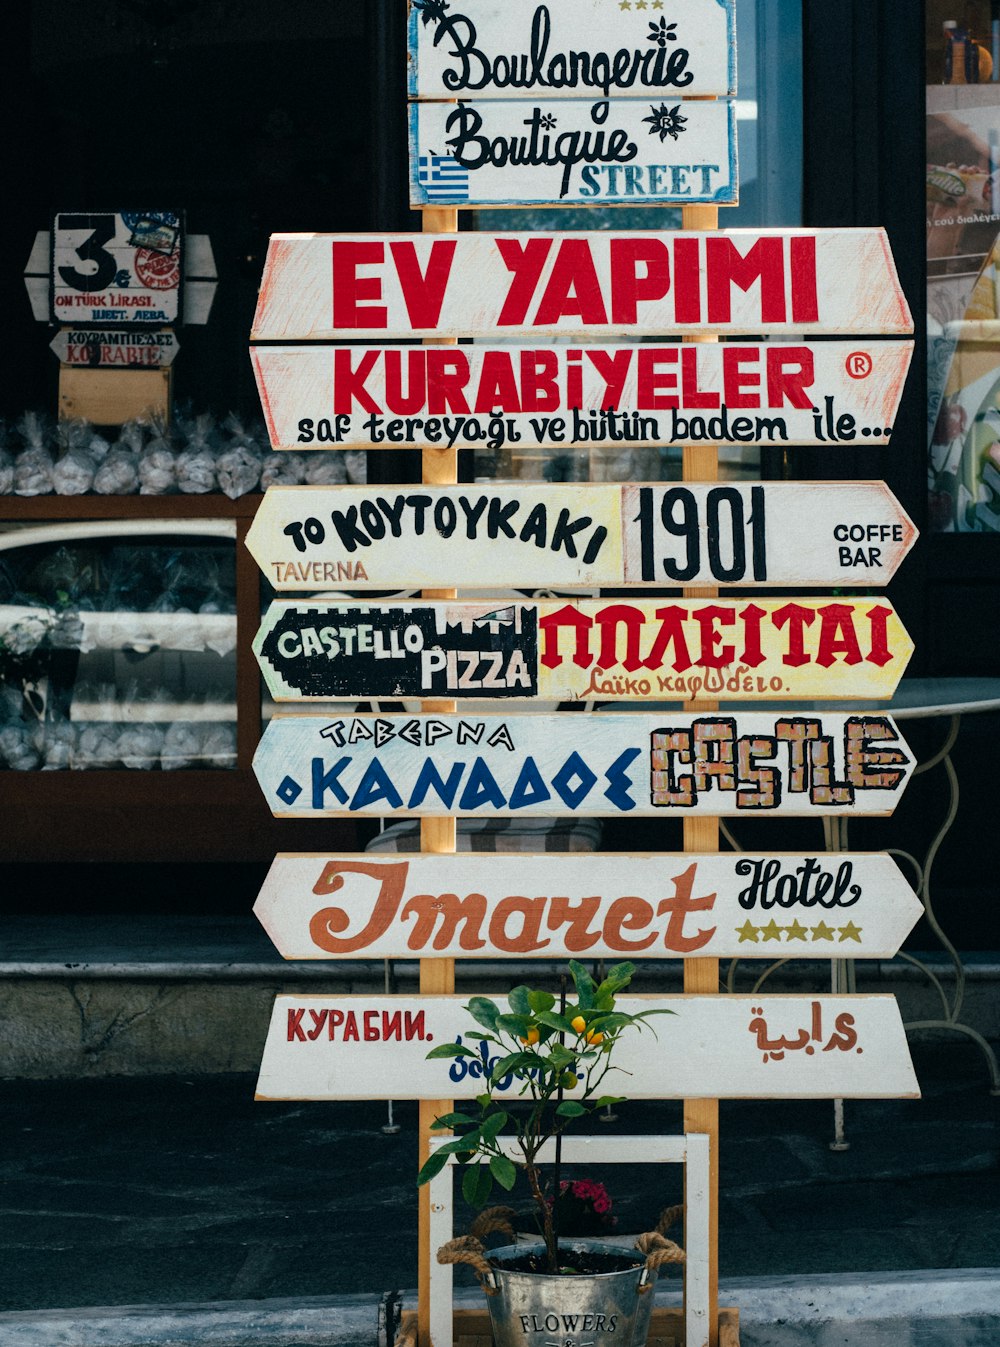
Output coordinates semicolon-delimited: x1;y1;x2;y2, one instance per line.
407;0;737;102
250;230;913;341
253;852;923;961
408;98;737;207
252;340;913;452
252;711;914;819
254;994;919;1100
245;483;918;590
254;598;914;703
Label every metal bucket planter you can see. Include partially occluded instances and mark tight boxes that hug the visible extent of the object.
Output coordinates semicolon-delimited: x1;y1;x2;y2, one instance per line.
439;1235;680;1347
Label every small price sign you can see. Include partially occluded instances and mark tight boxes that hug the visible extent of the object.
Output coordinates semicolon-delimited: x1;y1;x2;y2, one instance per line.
51;210;182;326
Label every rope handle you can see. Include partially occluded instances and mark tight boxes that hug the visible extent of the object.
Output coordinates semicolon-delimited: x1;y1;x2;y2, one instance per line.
633;1231;686;1292
655;1204;684;1236
436;1235;499;1295
469;1205;517;1242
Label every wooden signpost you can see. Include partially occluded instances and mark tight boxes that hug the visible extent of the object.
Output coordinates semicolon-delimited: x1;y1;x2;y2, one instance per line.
254;597;914;703
50;327;180;368
245;481;918;591
252;339;913;451
252;710;915;819
409;99;737;207
52;210;182;326
245;10;921;1347
250;229;913;341
255;994;919;1101
253;852;923;961
407;0;737;102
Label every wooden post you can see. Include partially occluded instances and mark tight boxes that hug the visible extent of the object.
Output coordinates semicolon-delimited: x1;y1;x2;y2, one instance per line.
418;204;458;1347
681;201;721;1347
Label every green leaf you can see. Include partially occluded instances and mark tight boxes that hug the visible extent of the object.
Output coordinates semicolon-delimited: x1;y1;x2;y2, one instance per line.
479;1110;509;1140
490;1050;543;1082
495;1013;533;1037
466;997;501;1031
547;1043;578;1068
555;1101;588;1117
430;1112;477;1129
507;985;531;1015
465;1031;489;1041
426;1042;477;1060
416;1149;450;1186
476;1093;492;1109
435;1134;482;1157
462;1163;494;1208
593;1095;626;1108
489;1154;518;1191
569;960;596;1009
527;990;556;1014
587;1012;632;1033
536;1010;575;1034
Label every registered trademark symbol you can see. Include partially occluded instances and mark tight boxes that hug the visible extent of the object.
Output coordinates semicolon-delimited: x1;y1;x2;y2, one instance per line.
846;351;873;379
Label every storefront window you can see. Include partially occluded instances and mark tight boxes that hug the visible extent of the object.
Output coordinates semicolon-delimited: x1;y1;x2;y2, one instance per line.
0;521;237;770
926;1;1000;531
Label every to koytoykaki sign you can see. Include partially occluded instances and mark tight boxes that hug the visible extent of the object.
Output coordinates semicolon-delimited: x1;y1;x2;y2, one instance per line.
50;328;180;369
252;340;912;452
254;852;923;961
407;0;737;101
249;230;913;341
409;98;737;207
245;482;918;591
254;993;919;1100
254;598;914;703
252;711;914;819
52;211;182;326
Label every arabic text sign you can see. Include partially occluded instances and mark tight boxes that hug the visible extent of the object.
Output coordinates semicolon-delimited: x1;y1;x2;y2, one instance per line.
245;483;917;591
409;99;736;208
254;852;922;961
255;994;919;1100
250;231;913;341
252;341;913;452
408;0;737;100
52;211;182;325
253;712;914;819
254;598;913;703
50;328;180;368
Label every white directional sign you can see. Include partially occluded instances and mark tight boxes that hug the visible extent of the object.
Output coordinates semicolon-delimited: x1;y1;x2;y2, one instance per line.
254;598;914;703
255;993;919;1100
252;711;914;819
252;341;913;452
254;852;923;961
245;483;918;591
250;231;913;341
50;327;180;368
409;99;737;207
407;0;737;101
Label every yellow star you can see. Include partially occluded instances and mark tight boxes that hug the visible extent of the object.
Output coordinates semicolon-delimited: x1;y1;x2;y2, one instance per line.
811;920;836;942
784;919;809;941
635;0;648;7
760;918;783;942
652;0;664;7
619;0;631;8
736;919;759;943
839;921;863;943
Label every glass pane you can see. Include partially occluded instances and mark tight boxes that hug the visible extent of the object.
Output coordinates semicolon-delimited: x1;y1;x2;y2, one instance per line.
0;520;237;770
468;0;803;487
927;1;1000;532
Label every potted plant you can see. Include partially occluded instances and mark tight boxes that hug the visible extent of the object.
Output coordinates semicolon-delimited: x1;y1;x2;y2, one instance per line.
416;960;684;1347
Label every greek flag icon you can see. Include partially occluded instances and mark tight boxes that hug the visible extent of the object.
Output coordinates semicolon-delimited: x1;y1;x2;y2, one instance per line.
417;153;470;203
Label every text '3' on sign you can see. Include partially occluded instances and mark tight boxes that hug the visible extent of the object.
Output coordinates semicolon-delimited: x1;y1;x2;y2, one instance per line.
407;0;737;102
254;598;914;704
249;231;913;341
409;98;736;207
254;851;923;961
252;341;913;453
255;993;919;1101
245;482;918;591
252;712;914;820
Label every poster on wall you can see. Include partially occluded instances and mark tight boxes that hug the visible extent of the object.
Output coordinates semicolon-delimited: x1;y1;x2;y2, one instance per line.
926;93;1000;532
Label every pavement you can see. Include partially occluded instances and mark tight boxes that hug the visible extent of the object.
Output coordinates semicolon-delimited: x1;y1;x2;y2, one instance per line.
0;1037;997;1344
